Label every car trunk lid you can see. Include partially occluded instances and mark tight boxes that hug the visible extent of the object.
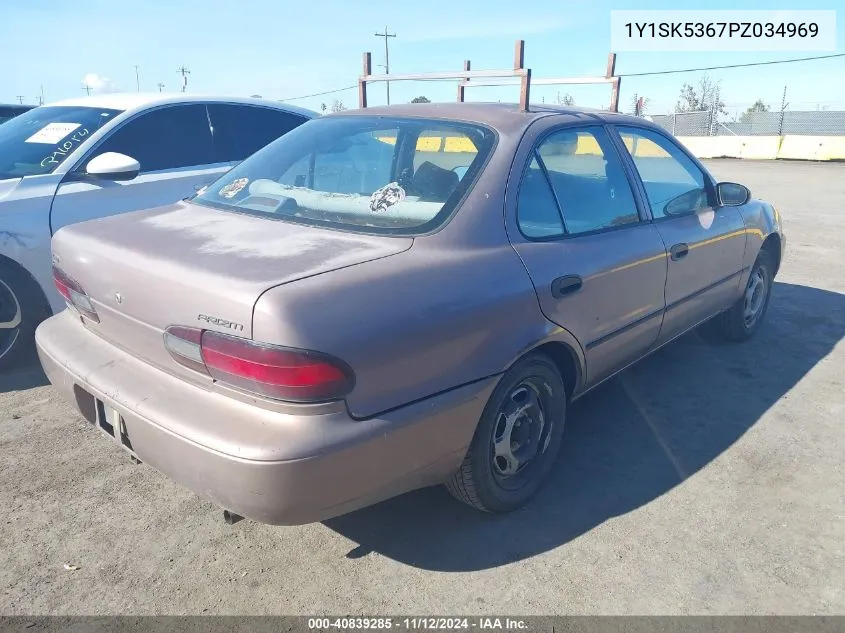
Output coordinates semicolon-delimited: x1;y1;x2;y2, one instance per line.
51;200;412;382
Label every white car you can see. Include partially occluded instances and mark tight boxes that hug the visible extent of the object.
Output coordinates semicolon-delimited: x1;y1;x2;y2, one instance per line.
0;93;315;368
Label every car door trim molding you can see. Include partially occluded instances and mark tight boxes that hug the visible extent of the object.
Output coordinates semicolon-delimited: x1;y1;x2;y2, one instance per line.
665;269;744;313
584;307;664;350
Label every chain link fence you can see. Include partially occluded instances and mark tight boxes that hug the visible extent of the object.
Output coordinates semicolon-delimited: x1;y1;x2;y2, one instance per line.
650;108;845;137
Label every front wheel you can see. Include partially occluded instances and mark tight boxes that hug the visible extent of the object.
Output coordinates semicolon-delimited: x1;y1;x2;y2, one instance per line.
0;262;48;371
446;354;567;513
713;250;773;342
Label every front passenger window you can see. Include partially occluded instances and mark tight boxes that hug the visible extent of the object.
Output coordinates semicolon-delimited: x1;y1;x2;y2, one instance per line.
618;127;711;219
93;104;214;173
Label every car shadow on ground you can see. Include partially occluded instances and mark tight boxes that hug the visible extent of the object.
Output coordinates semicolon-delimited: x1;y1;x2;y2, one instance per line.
324;282;845;571
0;345;48;393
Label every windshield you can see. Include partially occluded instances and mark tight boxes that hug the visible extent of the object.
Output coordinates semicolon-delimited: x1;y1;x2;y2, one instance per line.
0;106;122;178
192;115;496;235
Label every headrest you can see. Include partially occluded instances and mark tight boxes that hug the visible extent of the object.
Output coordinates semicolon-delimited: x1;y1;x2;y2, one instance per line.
412;161;459;202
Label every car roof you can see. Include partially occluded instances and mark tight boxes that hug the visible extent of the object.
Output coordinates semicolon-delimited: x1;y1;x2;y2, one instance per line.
42;93;317;118
333;101;650;134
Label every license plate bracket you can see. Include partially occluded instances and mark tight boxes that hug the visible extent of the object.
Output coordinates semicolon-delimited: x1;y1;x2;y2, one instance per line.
94;398;135;454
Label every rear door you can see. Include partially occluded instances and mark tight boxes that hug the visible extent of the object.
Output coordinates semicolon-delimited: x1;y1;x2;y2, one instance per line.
614;125;747;346
49;103;230;234
206;104;311;163
507;122;668;387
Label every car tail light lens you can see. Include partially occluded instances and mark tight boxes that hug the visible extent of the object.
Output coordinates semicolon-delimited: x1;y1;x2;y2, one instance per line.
52;265;99;323
163;326;354;403
163;326;206;374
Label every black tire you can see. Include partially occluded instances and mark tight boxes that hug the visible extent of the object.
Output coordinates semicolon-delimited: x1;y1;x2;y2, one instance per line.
713;250;774;342
0;261;49;372
446;354;567;513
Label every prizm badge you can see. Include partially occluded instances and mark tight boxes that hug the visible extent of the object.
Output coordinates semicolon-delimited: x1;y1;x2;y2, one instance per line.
198;314;244;331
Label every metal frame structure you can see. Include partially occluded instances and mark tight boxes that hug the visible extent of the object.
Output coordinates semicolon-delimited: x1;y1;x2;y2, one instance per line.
358;40;621;112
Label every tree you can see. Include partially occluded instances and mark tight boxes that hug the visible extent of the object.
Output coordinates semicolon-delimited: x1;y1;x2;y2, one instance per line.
320;102;328;115
739;99;770;123
629;93;651;116
675;74;726;116
411;96;431;103
330;99;347;112
556;92;575;106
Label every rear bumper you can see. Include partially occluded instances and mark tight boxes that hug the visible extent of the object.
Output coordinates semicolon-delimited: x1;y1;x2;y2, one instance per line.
35;311;495;525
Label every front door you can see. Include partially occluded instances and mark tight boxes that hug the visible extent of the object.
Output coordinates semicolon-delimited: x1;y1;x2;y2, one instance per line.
615;126;748;346
49;104;231;235
508;124;668;387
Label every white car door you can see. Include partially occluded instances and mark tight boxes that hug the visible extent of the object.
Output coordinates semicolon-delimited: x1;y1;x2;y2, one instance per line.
49;103;233;235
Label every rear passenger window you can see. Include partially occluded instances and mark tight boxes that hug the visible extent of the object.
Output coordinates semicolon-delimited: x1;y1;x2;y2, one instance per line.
517;157;565;238
207;104;309;162
536;127;640;235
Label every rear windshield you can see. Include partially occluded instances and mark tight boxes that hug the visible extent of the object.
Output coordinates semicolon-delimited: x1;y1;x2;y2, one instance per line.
0;105;122;178
192;115;496;235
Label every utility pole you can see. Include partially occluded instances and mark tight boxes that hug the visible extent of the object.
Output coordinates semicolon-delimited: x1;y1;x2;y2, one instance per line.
374;26;396;105
157;82;165;93
82;83;92;96
38;85;45;106
135;65;140;92
16;95;24;104
177;66;191;93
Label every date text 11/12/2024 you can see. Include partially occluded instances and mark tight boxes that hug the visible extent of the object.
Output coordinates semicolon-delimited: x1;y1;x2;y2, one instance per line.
308;618;528;631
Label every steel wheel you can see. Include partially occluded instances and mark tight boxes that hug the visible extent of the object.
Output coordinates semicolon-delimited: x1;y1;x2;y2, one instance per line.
743;266;768;328
446;354;567;513
710;249;774;343
0;277;22;362
491;381;554;491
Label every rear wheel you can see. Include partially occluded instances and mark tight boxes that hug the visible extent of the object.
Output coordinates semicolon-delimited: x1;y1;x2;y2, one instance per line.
0;262;48;371
446;354;567;513
713;250;773;342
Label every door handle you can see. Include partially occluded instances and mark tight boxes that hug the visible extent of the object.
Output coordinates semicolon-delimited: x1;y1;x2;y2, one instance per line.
551;275;583;298
670;243;689;261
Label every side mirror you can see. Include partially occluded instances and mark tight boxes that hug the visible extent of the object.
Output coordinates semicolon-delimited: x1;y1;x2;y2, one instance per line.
85;152;140;181
717;182;751;207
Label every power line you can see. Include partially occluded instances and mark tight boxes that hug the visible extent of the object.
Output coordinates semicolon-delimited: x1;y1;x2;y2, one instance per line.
619;53;845;77
278;84;358;102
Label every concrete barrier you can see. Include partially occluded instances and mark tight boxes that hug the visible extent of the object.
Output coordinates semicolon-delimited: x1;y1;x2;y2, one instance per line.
678;134;845;161
777;135;845;161
676;136;743;158
738;136;783;160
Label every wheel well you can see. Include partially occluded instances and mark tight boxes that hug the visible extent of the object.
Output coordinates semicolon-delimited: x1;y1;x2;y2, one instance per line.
761;233;782;275
0;254;52;318
530;341;579;398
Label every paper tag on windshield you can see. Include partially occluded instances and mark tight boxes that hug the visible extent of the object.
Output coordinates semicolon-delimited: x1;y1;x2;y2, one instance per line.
25;123;82;144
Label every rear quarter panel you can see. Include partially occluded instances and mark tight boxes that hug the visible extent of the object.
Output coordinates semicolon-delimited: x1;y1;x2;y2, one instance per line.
252;241;569;419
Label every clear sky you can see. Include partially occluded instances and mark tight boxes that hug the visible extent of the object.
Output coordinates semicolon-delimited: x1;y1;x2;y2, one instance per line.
2;0;842;117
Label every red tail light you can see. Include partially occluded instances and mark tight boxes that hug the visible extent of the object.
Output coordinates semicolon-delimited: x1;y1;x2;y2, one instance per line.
163;326;354;403
52;265;99;323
